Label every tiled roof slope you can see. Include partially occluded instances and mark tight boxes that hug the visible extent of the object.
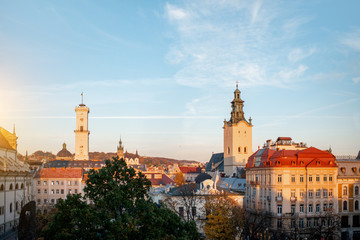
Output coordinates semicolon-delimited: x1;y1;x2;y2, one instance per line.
35;168;83;179
179;166;202;174
247;147;337;169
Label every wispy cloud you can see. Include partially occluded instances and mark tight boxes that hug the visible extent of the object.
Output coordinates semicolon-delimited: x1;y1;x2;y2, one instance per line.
288;47;316;63
341;28;360;51
0;115;221;120
163;1;314;88
353;77;360;84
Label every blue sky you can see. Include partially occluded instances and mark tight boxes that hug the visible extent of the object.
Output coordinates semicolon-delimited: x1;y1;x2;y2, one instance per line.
0;0;359;162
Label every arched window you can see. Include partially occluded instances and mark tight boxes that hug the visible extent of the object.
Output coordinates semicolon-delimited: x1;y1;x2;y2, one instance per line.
10;203;12;213
244;147;247;154
355;200;359;211
227;147;230;155
9;184;13;190
21;183;24;189
16;201;19;211
343;201;348;211
343;186;348;195
15;183;18;189
355;186;359;195
0;184;4;191
238;147;241;153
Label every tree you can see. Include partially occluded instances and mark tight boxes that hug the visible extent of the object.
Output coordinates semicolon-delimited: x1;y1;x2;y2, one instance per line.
204;193;245;240
175;171;185;186
44;156;199;240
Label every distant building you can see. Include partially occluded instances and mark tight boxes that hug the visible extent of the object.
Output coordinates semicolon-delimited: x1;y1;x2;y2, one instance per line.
34;168;85;212
0;126;32;236
245;144;338;239
337;158;360;240
206;153;224;173
56;143;73;160
263;137;307;151
179;166;202;182
74;94;90;160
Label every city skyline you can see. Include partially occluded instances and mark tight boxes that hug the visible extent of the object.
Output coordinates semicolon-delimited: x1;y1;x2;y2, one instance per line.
0;1;359;162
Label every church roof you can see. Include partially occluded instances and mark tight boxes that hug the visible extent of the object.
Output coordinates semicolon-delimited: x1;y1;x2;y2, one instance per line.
205;153;224;172
57;143;73;158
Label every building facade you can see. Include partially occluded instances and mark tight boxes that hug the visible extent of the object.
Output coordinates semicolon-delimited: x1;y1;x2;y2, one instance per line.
337;159;360;240
34;168;85;212
0;126;32;235
245;141;338;238
223;84;253;176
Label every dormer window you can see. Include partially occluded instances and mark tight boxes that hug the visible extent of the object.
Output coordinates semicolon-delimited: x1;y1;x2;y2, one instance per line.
291;161;296;166
316;161;320;166
300;161;304;165
352;167;357;173
341;167;346;173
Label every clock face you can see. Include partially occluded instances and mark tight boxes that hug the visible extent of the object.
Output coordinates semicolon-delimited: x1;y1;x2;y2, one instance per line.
80;118;84;121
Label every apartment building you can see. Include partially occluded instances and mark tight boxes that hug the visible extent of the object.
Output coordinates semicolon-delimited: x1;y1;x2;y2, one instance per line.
34;168;85;212
245;139;338;238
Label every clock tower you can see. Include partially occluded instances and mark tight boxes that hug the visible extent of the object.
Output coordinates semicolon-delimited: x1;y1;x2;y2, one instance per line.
74;93;90;160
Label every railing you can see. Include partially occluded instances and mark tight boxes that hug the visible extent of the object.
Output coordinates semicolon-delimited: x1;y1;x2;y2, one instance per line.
267;196;271;201
290;196;297;201
250;181;259;185
275;196;283;201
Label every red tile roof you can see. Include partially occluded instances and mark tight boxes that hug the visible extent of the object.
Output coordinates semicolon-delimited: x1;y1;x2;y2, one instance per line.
35;168;83;179
146;173;175;186
179;166;202;174
247;147;337;169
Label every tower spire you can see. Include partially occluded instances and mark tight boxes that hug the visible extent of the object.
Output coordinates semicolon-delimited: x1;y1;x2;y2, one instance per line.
13;124;15;135
81;92;84;105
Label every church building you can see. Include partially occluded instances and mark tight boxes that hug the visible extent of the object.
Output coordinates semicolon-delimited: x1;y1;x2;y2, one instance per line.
206;84;253;176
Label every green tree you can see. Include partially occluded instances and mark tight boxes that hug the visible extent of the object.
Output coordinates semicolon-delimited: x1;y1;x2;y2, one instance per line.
44;157;199;240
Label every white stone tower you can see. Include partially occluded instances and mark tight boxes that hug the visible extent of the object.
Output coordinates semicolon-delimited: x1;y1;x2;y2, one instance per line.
74;93;90;160
223;83;253;176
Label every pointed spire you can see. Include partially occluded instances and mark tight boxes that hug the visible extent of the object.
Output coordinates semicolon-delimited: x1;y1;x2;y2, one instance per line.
136;149;139;156
25;150;28;161
63;143;67;150
13;124;15;135
236;81;238;89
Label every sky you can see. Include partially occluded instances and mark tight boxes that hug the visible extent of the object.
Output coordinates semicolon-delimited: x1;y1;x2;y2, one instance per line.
0;0;359;162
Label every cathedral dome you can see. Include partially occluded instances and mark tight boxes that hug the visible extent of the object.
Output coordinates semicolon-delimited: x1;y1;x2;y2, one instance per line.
56;143;73;160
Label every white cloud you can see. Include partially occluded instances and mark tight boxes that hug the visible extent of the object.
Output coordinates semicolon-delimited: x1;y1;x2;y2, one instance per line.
165;3;189;22
353;77;360;84
288;47;316;63
341;28;360;51
164;1;314;88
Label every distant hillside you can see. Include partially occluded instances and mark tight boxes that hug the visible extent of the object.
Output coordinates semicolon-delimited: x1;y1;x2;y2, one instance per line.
27;150;200;166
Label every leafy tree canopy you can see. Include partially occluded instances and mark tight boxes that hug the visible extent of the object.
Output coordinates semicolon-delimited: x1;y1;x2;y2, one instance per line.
44;156;199;240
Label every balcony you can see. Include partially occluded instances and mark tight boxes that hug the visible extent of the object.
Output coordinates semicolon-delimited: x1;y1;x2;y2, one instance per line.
290;196;297;202
267;196;271;201
275;196;283;201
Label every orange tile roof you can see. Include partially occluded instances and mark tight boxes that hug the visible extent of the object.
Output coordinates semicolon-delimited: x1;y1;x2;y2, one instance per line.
35;168;83;179
247;147;337;169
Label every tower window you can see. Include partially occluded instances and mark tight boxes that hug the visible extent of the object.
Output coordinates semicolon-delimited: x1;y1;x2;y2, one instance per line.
80;126;83;131
238;147;241;153
244;147;247;153
227;147;230;155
